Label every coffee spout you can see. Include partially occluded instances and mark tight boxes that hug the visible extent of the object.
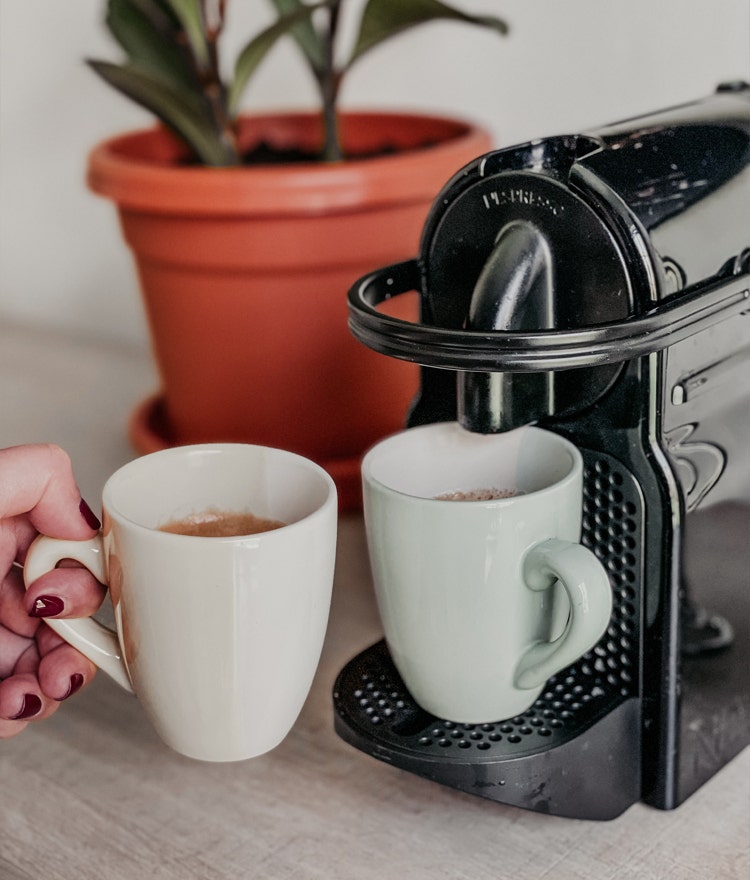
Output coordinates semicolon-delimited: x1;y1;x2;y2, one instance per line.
458;220;556;432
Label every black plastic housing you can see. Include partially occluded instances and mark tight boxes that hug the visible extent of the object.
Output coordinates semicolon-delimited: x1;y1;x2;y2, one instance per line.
338;85;750;819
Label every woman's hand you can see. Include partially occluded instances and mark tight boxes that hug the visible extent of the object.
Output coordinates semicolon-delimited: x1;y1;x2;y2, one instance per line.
0;444;106;737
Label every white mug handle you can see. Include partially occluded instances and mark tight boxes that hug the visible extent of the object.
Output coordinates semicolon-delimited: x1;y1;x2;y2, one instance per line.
514;538;612;690
23;534;134;693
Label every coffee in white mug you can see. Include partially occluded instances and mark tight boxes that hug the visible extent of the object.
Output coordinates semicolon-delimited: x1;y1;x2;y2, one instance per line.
159;507;286;537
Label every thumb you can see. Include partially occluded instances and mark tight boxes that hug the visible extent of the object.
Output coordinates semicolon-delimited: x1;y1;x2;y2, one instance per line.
0;445;100;540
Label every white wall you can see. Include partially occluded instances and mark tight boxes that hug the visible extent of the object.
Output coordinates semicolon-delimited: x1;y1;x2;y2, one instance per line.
1;0;749;347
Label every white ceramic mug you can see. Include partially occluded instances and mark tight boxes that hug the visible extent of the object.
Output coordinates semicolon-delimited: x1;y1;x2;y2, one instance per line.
362;422;612;723
24;444;337;762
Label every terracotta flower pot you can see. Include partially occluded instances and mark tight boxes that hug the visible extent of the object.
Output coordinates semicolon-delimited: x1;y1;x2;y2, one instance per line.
87;111;491;509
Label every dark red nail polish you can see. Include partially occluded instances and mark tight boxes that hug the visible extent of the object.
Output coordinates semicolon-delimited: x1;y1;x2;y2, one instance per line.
79;498;101;530
30;595;65;618
56;673;84;702
11;694;42;720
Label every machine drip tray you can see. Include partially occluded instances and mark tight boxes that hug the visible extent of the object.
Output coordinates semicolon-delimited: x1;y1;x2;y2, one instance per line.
333;640;641;820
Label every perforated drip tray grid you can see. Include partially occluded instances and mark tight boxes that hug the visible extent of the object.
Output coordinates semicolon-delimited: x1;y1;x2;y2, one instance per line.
334;638;630;763
334;450;644;766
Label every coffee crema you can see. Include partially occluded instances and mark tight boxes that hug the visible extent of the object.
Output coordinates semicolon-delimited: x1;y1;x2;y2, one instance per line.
158;508;286;537
434;488;523;502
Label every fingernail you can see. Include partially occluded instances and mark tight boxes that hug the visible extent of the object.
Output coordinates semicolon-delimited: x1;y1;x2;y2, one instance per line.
56;673;84;702
79;498;101;530
11;693;42;720
29;595;65;618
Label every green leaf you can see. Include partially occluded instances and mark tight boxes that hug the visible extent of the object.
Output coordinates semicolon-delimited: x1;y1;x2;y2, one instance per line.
105;0;197;89
163;0;209;66
115;0;182;34
267;0;327;74
87;60;238;165
228;1;332;115
348;0;509;67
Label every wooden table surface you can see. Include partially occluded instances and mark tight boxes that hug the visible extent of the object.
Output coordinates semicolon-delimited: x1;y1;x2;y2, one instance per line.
1;320;748;880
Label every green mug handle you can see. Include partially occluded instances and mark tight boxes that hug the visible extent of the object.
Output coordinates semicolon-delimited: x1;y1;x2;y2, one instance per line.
514;538;613;690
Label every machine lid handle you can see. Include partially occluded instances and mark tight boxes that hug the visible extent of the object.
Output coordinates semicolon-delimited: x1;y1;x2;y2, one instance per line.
348;261;750;371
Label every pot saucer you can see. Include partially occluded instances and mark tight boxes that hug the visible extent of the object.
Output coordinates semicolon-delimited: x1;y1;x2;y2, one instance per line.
128;393;175;454
128;394;363;511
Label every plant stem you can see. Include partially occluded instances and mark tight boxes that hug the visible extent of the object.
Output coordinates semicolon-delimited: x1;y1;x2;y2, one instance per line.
198;0;240;164
319;1;343;162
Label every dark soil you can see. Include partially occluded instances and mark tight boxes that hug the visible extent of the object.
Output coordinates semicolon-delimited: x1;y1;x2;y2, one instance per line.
238;139;431;165
173;138;437;166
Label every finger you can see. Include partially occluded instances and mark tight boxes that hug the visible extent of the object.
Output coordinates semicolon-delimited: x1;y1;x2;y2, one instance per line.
24;566;106;620
0;623;33;678
0;566;41;639
34;622;68;656
38;641;97;702
0;444;100;543
0;671;59;724
0;716;30;738
14;639;41;675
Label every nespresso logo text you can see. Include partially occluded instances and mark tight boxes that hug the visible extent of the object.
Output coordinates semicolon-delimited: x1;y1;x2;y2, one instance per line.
482;188;564;216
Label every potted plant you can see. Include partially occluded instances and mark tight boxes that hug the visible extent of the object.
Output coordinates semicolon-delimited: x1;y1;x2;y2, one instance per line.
86;0;508;510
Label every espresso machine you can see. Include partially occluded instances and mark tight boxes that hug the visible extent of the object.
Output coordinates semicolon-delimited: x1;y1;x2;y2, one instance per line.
333;84;750;820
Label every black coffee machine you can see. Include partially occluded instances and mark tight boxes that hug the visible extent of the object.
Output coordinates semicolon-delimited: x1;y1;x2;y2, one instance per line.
333;84;750;820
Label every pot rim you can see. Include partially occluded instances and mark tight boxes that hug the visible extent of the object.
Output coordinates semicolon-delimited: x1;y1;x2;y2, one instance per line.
86;109;492;215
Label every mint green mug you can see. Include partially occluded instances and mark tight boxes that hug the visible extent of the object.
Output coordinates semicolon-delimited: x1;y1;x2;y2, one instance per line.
362;422;612;723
